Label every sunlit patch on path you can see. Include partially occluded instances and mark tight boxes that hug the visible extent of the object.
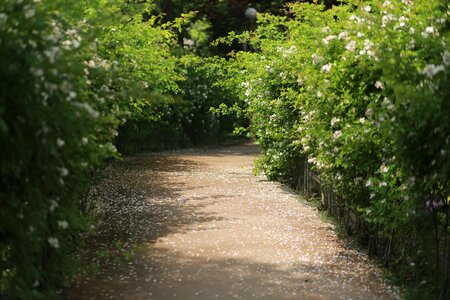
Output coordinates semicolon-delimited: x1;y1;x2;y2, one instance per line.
68;143;399;300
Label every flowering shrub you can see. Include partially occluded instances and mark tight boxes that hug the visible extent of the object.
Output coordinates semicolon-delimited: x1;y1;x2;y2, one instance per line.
0;0;200;297
225;0;450;297
0;1;243;296
0;1;122;297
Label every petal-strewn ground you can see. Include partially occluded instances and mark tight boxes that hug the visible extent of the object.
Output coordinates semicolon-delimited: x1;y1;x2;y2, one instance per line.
69;143;399;299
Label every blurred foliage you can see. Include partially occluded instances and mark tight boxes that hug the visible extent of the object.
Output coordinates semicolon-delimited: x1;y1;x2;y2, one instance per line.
115;54;243;154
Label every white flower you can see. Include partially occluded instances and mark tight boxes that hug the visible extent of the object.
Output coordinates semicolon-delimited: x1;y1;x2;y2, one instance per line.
363;6;372;12
382;14;395;27
382;97;394;110
322;35;336;45
379;181;387;187
349;14;363;23
72;39;81;49
68;91;77;99
58;167;69;177
333;130;342;139
62;40;73;50
30;67;43;77
420;64;445;79
321;63;332;73
58;220;69;229
311;53;322;64
421;26;437;38
330;117;340;126
359;117;366;124
366;179;372;187
56;138;65;148
73;102;99;118
443;50;450;66
44;47;59;64
364;39;374;51
346;40;357;52
425;26;435;33
24;7;36;19
86;60;96;68
317;91;323;98
0;13;8;23
48;237;60;249
375;81;384;89
183;38;194;48
365;108;374;117
81;137;88;145
106;143;117;153
322;26;330;33
338;31;349;40
357;32;364;38
282;45;297;57
436;18;446;25
380;164;389;173
49;200;59;212
308;157;317;164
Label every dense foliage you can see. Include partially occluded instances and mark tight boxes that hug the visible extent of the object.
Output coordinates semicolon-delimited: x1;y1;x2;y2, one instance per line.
223;0;450;298
0;0;239;298
0;1;124;297
115;54;241;153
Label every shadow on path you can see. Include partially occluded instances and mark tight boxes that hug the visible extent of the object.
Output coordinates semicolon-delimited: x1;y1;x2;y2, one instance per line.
83;154;226;251
70;143;399;300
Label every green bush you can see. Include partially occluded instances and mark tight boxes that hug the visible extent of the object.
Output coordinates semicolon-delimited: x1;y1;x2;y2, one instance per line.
0;0;138;297
224;0;450;297
115;53;243;154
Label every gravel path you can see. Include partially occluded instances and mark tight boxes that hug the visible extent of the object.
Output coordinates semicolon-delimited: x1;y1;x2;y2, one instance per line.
69;143;400;300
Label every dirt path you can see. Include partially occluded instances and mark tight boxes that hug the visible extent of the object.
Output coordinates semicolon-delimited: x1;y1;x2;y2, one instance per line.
69;143;399;300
